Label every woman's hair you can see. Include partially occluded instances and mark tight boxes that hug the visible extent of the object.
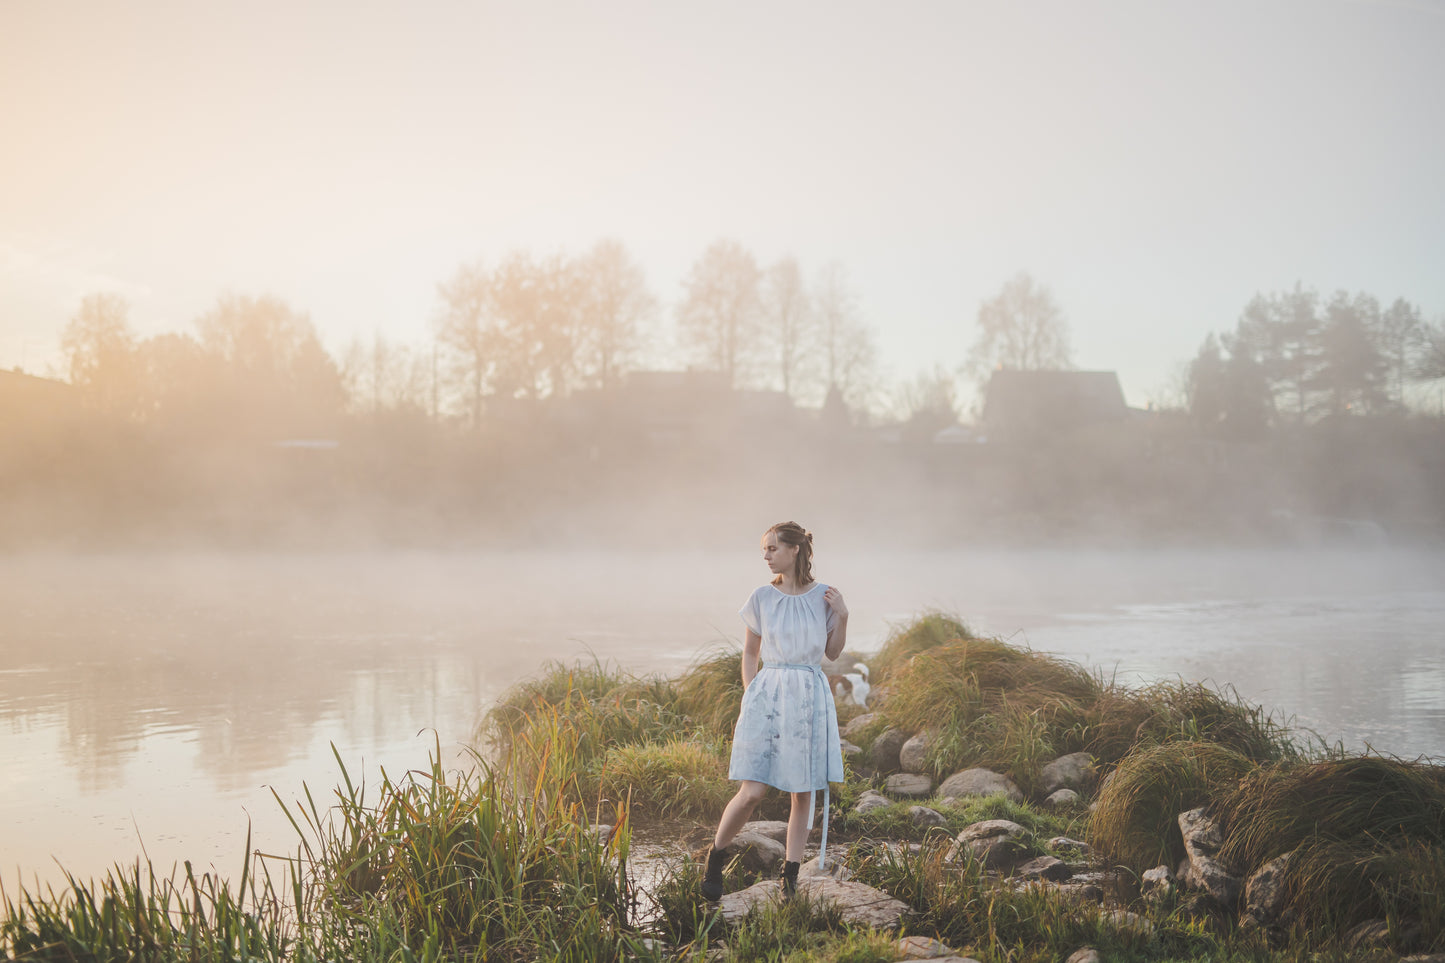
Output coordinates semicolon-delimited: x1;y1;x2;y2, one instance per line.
767;521;814;586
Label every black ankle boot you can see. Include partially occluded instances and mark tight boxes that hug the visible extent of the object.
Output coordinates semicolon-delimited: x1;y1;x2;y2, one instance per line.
701;846;727;902
781;860;800;897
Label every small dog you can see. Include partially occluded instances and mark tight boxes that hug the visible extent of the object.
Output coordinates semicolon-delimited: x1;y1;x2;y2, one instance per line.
828;663;871;707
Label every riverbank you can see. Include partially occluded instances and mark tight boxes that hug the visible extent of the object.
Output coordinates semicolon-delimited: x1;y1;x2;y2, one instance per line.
4;614;1442;962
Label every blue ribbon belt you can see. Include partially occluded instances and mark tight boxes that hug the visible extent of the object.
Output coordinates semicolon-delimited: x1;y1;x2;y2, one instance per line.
762;661;833;870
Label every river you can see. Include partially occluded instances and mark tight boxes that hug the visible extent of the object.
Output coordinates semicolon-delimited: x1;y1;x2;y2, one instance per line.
2;548;1442;889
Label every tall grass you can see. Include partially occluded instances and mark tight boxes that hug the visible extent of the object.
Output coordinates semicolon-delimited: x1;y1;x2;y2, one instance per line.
1213;756;1445;946
670;647;746;741
1087;740;1258;873
867;612;975;686
1086;680;1298;766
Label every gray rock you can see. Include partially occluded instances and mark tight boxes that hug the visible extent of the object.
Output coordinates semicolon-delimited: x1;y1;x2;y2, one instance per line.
1048;836;1091;855
841;712;878;740
896;935;956;958
1178;808;1241;907
899;730;934;773
739;820;790;843
1344;919;1390;950
1141;865;1175;900
909;805;949;830
1241;852;1292;930
1065;950;1102;963
937;768;1023;803
590;824;613;844
947;819;1028;870
800;852;853;881
1040;752;1095;794
1015;855;1071;881
853;790;892;814
718;876;911;928
840;739;862;758
1044;788;1080;808
887;772;934;798
870;727;909;773
1102;909;1155;935
724;830;786;873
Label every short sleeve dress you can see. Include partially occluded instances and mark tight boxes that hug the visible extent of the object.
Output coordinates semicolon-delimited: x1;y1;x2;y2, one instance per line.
728;582;845;792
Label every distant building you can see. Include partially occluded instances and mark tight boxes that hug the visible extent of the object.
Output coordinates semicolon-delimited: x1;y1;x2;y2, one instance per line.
0;368;76;417
980;369;1128;441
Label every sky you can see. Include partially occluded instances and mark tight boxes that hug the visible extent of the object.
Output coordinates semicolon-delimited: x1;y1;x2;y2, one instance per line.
3;0;1443;409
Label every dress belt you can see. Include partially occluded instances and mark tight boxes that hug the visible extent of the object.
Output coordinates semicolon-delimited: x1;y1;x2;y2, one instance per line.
759;661;832;869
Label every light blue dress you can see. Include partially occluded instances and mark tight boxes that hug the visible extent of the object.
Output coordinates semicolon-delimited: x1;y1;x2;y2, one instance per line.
729;582;845;843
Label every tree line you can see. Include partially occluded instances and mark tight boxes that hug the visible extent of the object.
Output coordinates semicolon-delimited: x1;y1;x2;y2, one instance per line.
1185;284;1445;439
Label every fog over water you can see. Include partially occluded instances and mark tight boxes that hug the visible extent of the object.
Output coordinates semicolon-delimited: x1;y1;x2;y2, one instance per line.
2;547;1441;888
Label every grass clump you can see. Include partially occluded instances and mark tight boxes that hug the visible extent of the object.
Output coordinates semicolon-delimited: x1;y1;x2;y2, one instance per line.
1214;755;1445;947
1087;740;1258;873
835;790;1077;846
867;611;976;685
1086;679;1298;766
671;647;746;741
880;636;1100;790
593;737;734;818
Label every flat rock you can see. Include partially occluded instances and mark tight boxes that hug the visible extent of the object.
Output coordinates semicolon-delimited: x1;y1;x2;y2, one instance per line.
1014;855;1071;881
717;876;911;929
841;712;878;739
1040;752;1095;794
739;820;790;843
897;935;957;958
870;727;909;773
853;790;892;814
899;730;934;773
1065;950;1102;963
724;830;786;873
948;819;1028;870
909;805;949;830
1044;788;1080;808
1102;909;1155;935
937;768;1023;803
800;852;854;881
887;772;934;798
1048;836;1091;855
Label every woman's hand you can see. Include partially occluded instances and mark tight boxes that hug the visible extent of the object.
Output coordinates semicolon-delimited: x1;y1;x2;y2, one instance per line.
824;587;848;621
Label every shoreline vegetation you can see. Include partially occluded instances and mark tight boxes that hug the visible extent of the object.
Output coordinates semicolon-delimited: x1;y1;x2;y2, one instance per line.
4;614;1442;962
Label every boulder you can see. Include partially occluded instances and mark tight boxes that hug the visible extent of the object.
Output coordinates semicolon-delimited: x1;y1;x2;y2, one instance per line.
947;819;1028;870
937;768;1023;803
1040;752;1095;795
1044;788;1080;808
909;805;950;830
718;876;912;928
899;730;934;773
853;790;892;814
739;820;790;843
841;712;878;740
590;824;614;845
840;739;863;759
1102;909;1155;935
1014;855;1071;881
887;773;934;798
1065;951;1102;963
723;831;786;874
1177;808;1242;907
870;727;909;773
1141;865;1175;901
1241;852;1292;931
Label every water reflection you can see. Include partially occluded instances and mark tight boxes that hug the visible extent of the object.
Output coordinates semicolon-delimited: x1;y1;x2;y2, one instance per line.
2;548;1442;888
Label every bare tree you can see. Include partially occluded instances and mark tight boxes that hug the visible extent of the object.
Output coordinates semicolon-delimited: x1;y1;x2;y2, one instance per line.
435;260;495;425
574;239;655;391
813;261;879;414
488;251;580;400
341;333;430;415
966;272;1073;378
61;293;140;415
760;256;814;398
675;239;762;389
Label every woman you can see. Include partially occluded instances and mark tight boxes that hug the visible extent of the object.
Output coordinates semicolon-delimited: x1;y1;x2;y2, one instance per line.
701;521;848;901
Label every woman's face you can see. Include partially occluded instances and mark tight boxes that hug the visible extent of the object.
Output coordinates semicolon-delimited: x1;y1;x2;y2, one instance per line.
761;531;799;577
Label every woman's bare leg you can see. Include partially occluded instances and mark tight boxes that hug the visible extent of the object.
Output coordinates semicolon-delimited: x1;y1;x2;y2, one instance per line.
713;781;768;849
786;791;813;863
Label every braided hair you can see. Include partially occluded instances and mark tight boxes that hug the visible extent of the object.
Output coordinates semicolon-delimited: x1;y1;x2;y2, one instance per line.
766;521;814;587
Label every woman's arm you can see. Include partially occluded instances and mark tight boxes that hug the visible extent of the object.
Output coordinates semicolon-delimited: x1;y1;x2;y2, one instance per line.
823;587;848;661
742;628;762;688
